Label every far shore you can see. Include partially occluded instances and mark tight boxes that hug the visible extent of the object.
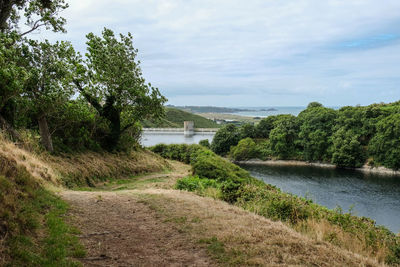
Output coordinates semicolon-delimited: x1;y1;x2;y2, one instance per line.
234;159;400;177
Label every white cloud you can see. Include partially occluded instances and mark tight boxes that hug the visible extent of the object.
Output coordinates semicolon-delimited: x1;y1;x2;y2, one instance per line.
33;0;400;106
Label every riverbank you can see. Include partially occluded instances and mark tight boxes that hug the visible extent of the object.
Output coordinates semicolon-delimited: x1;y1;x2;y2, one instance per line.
234;159;400;176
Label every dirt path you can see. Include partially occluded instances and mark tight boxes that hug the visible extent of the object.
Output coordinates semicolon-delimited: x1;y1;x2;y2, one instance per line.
62;190;214;267
61;162;214;266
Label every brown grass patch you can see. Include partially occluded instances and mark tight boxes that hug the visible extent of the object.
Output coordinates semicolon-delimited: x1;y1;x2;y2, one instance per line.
133;189;383;266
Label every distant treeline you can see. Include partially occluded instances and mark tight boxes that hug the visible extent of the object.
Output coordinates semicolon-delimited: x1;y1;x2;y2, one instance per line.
211;101;400;170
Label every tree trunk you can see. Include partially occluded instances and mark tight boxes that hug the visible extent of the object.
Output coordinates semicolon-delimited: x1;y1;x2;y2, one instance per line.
38;114;53;152
0;113;21;141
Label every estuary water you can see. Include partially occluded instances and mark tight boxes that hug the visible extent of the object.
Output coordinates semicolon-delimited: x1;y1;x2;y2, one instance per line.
240;164;400;233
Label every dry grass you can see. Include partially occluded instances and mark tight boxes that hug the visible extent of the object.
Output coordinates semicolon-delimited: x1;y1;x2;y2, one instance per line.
46;149;170;187
0;134;59;186
0;132;171;188
296;219;390;264
129;188;382;266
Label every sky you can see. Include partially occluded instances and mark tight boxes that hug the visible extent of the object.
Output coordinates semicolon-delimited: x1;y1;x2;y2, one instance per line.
32;0;400;107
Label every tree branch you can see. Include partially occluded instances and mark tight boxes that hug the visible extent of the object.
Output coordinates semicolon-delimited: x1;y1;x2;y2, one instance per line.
73;80;103;114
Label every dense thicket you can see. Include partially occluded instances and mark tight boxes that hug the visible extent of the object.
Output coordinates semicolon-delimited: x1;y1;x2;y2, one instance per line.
212;101;400;169
0;1;166;152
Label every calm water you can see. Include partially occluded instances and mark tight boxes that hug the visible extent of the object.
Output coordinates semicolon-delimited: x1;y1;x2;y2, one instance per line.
240;164;400;233
141;132;215;147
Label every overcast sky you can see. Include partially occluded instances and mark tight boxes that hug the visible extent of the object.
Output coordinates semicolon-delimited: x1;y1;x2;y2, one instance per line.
34;0;400;107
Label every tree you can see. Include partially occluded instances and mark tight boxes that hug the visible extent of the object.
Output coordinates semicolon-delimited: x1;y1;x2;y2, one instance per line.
211;124;240;155
239;123;256;139
331;128;366;168
73;28;167;151
269;115;300;159
0;0;68;141
297;103;337;161
0;0;68;35
23;39;74;152
369;114;400;169
255;116;278;138
0;32;27;140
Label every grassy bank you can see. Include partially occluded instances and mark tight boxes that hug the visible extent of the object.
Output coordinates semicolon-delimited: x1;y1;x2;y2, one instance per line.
0;154;85;266
150;143;400;265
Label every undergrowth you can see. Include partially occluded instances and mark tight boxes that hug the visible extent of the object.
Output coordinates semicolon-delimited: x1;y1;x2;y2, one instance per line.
151;143;400;265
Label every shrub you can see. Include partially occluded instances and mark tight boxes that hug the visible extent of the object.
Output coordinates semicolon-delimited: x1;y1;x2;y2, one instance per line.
199;139;210;148
229;138;258;161
175;176;219;192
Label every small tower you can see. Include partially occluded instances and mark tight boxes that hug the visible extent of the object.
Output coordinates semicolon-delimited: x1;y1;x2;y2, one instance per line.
184;121;194;137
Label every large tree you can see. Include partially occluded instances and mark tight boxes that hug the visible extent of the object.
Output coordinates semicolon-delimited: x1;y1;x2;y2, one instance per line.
73;28;167;151
23;39;74;152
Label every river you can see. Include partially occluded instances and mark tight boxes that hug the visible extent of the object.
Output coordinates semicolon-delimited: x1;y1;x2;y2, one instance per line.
239;163;400;233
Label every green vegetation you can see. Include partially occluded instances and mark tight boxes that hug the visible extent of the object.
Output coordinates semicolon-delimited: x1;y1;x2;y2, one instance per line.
151;144;400;265
0;156;84;266
142;107;219;128
1;2;166;153
215;101;400;170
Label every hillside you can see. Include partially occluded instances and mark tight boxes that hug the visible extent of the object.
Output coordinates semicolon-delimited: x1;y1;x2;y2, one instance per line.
0;136;389;266
142;107;219;128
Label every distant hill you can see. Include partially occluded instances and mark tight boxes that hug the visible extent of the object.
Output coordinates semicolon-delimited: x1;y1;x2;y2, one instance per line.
141;107;220;128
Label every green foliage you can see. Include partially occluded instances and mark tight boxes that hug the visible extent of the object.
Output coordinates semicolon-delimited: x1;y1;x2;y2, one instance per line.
199;139;211;148
239;123;256;139
269;115;300;159
0;0;68;35
72;28;167;151
331;129;366;168
211;124;241;155
369;113;400;169
297;104;337;161
229;137;258;161
175;176;219;192
255;116;278;138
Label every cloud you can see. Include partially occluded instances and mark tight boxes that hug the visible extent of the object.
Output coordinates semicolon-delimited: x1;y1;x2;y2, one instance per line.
33;0;400;106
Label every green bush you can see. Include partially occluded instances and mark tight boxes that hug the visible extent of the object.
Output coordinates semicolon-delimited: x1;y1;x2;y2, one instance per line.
229;137;258;161
175;176;219;192
199;139;211;148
